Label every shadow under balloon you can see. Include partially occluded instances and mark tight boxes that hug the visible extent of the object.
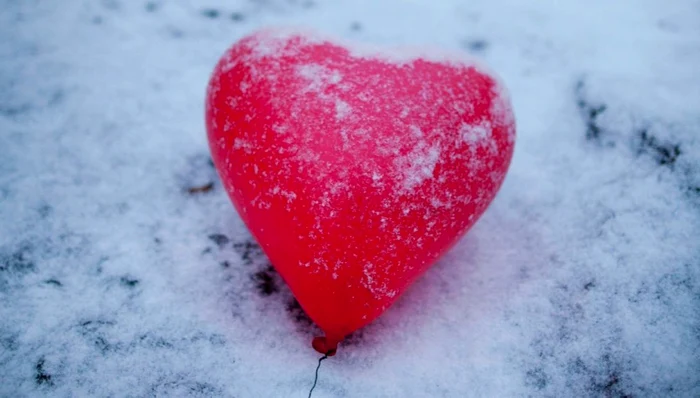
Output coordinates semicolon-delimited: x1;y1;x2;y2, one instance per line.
232;234;479;353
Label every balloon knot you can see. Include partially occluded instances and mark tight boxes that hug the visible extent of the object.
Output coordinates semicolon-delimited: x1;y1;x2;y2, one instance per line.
312;336;337;356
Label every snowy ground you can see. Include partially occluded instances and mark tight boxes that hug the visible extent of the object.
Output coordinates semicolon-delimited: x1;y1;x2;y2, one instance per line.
1;0;699;397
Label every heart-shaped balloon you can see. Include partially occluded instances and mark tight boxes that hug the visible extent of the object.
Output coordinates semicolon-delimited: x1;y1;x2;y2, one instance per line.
205;28;515;354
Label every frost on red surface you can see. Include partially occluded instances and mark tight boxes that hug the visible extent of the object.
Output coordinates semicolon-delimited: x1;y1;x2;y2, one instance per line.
205;29;515;347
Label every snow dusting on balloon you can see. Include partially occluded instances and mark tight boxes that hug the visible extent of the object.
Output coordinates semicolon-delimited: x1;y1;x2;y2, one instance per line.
205;28;515;353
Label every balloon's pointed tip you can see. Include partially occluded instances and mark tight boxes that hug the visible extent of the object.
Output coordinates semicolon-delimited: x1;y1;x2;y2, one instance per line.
312;336;338;356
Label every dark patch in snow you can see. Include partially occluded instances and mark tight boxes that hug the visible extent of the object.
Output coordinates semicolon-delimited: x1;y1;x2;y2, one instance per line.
78;320;119;353
94;336;114;353
120;276;139;288
34;358;54;387
591;356;632;398
601;372;623;396
44;279;62;287
37;204;52;219
208;233;230;248
629;265;697;308
79;320;116;333
1;333;19;351
95;256;109;275
287;298;313;327
462;39;488;53
182;154;218;195
0;102;32;117
575;79;609;144
691;186;700;194
636;128;681;167
350;21;362;32
583;280;596;291
566;354;635;398
145;1;159;13
205;333;226;346
230;12;245;22
186;182;214;194
525;367;548;390
137;333;174;349
47;89;65;107
232;240;264;266
1;242;36;274
92;16;103;25
252;266;279;296
201;9;220;19
658;264;696;292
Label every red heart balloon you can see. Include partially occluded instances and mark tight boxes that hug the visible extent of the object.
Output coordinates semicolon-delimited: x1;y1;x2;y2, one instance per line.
205;28;515;354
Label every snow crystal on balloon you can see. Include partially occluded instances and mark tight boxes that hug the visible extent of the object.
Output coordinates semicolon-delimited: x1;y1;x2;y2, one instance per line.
296;63;343;93
270;186;298;203
460;121;491;145
395;139;441;192
410;125;424;138
272;123;289;135
233;138;255;154
335;99;351;120
362;262;399;299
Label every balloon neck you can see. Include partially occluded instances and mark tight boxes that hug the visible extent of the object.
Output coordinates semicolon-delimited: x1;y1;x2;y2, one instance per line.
312;336;339;356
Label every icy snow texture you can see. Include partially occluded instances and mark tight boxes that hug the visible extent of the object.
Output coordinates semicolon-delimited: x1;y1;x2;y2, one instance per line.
1;1;699;397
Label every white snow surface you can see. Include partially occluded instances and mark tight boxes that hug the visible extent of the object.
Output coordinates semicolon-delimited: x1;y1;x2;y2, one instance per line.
1;1;699;397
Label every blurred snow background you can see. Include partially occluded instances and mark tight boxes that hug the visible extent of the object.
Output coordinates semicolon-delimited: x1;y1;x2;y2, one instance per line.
1;0;699;396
